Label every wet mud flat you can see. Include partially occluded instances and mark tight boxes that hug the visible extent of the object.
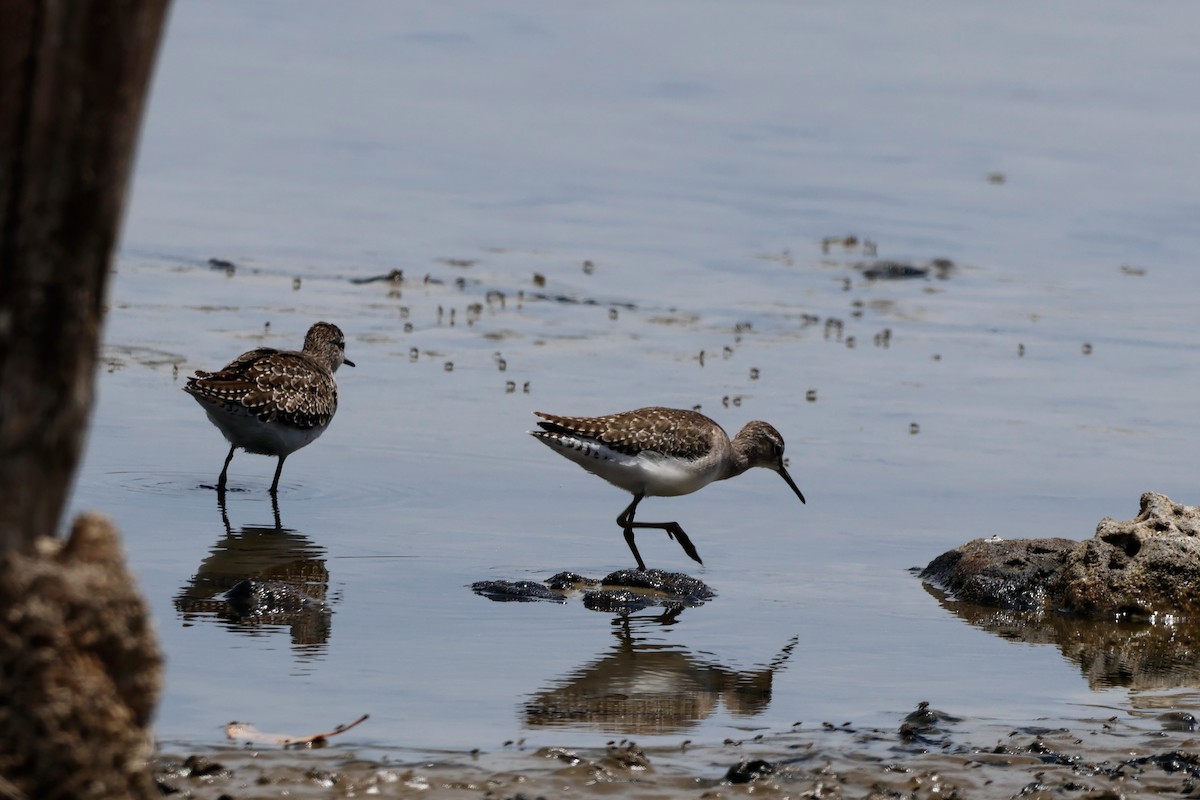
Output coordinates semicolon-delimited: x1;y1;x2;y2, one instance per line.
155;710;1200;798
74;7;1200;795
107;248;1200;799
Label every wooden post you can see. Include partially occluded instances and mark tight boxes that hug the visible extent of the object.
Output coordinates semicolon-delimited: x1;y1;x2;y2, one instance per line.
0;0;171;549
0;2;170;797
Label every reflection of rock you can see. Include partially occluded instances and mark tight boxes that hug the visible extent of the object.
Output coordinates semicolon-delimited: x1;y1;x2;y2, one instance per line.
583;569;715;613
174;498;331;653
224;578;323;616
471;569;714;613
921;493;1200;622
922;581;1200;690
524;618;796;735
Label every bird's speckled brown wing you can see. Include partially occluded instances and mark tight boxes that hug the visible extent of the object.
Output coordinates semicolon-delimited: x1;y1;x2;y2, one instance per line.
533;407;718;460
185;348;337;429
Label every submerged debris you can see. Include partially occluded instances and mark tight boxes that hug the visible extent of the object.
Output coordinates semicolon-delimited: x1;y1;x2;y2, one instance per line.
348;268;404;285
207;257;236;275
858;258;955;281
861;260;928;280
820;234;876;255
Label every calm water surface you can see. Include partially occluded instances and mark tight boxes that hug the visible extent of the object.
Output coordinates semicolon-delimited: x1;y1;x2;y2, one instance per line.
69;1;1200;764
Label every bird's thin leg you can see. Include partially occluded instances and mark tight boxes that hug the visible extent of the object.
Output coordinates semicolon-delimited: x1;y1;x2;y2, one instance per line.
218;445;236;493
616;494;649;571
615;494;704;568
270;454;288;496
616;493;642;529
661;524;703;566
217;491;232;534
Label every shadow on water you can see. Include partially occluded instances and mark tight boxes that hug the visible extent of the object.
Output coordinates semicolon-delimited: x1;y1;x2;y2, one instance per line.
173;495;331;657
523;611;798;735
923;582;1200;691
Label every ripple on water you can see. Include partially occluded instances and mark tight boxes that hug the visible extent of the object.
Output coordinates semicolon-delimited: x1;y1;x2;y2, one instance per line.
98;468;417;510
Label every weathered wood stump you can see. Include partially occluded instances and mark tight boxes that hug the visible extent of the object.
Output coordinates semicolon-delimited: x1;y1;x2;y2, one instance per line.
0;2;170;796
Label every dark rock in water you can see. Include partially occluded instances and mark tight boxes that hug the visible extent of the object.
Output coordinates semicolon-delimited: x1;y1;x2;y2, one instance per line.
181;754;228;778
601;568;714;600
469;580;566;603
922;492;1200;621
725;759;775;784
859;260;928;280
920;537;1076;612
902;700;961;732
545;571;597;591
471;568;714;612
1129;751;1200;776
583;569;715;613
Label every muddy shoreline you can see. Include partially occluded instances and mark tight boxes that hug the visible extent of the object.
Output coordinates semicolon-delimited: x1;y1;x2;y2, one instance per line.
156;709;1200;798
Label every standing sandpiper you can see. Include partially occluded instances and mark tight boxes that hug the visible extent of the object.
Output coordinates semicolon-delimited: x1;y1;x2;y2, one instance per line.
184;321;354;495
530;407;805;570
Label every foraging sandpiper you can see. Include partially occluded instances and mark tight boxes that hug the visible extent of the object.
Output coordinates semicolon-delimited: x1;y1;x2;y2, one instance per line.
531;407;805;570
184;321;354;495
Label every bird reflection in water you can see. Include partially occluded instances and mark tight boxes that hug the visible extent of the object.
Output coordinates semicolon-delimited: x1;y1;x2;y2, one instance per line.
173;494;332;656
524;611;798;735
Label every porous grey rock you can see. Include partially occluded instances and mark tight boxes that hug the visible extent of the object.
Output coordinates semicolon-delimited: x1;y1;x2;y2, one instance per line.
1058;492;1200;619
921;492;1200;621
920;537;1076;612
0;513;163;799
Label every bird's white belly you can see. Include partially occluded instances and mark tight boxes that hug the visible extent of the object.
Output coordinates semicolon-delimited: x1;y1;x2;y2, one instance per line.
202;404;326;457
550;438;720;497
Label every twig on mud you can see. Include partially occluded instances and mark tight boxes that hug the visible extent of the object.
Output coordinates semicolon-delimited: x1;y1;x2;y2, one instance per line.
226;713;370;749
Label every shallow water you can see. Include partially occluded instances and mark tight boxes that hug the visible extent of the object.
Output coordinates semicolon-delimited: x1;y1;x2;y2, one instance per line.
69;0;1200;779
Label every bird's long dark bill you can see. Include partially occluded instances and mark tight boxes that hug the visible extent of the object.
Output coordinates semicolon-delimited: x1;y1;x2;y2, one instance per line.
344;358;357;367
779;467;806;504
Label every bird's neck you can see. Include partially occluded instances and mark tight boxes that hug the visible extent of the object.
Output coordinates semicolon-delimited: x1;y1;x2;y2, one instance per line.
717;439;753;481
